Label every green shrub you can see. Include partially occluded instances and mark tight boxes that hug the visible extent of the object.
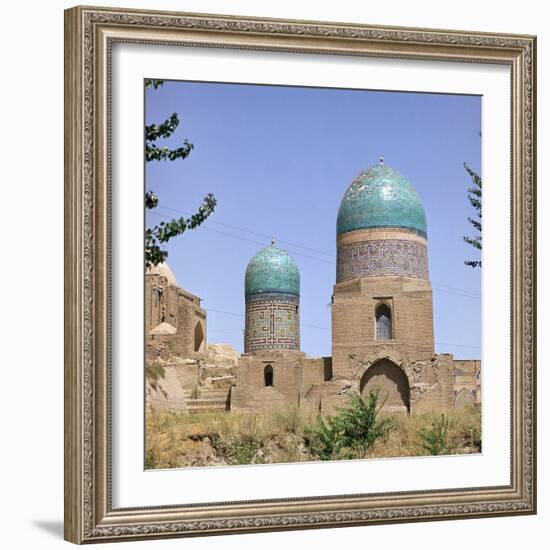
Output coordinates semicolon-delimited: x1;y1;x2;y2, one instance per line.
212;429;260;465
418;414;454;455
304;414;343;460
462;418;482;452
225;435;261;465
305;390;395;460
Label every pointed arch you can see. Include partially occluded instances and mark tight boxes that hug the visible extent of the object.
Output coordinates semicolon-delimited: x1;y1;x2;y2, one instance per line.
360;359;409;413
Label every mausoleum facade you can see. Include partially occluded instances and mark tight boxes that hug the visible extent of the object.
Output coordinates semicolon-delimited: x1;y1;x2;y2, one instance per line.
146;160;481;415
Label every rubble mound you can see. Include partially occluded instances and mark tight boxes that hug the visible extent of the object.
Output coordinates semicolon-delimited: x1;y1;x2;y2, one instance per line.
205;343;239;368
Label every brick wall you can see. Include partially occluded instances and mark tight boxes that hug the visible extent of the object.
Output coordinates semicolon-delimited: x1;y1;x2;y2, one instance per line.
332;276;435;379
231;351;304;412
453;359;481;406
410;354;455;412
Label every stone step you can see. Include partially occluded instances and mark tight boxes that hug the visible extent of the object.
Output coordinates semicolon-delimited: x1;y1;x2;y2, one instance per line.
183;396;228;403
187;401;228;407
183;387;228;393
187;404;228;412
183;390;229;398
185;397;228;405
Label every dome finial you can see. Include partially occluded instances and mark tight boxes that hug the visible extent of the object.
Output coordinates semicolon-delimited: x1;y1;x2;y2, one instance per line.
379;155;384;166
271;237;276;246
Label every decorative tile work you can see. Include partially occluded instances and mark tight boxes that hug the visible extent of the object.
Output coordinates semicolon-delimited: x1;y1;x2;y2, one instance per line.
337;226;427;247
337;239;429;282
245;293;300;352
245;243;300;297
337;164;427;237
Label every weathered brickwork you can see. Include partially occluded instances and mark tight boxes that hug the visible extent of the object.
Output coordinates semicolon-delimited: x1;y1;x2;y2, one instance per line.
244;293;300;352
453;359;481;407
360;359;410;411
231;351;305;412
331;276;435;380
231;351;331;413
145;268;207;362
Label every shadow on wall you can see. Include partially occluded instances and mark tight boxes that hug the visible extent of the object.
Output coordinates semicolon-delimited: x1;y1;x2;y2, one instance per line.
32;520;64;540
360;359;410;412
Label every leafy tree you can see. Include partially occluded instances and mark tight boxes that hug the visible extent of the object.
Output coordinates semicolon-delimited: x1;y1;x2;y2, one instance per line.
304;412;343;461
145;79;216;267
463;162;482;268
305;390;394;460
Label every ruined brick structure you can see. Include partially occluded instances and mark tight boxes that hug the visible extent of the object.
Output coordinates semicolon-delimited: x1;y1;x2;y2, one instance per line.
145;262;207;362
146;160;481;415
453;360;481;408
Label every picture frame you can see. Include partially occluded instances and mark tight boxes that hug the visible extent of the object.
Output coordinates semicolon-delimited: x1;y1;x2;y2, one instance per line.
64;5;537;544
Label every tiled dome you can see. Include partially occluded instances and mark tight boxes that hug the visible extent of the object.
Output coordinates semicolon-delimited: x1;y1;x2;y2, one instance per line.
337;163;427;237
245;242;300;298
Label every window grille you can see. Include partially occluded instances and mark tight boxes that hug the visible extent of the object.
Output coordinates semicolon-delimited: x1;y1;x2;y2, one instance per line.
376;304;392;340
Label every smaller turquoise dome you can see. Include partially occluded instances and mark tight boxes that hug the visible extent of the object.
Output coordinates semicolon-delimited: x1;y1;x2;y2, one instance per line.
337;163;427;237
245;242;300;297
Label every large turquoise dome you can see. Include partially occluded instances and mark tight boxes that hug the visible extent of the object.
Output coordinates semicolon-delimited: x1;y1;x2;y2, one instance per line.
245;242;300;297
337;163;427;237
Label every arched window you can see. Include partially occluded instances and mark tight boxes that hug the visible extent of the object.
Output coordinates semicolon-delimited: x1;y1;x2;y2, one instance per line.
376;303;392;340
264;365;274;387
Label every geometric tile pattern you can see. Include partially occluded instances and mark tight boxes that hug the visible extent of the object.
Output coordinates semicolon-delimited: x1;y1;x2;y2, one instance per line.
245;292;300;352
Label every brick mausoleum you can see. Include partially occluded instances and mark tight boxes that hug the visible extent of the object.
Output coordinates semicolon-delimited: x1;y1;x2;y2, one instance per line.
146;159;481;415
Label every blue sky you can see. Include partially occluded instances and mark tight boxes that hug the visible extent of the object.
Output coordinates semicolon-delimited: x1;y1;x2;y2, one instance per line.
145;80;481;359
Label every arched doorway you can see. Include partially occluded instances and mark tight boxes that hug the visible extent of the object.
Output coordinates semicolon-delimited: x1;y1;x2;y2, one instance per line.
360;359;410;413
194;322;204;352
455;389;475;409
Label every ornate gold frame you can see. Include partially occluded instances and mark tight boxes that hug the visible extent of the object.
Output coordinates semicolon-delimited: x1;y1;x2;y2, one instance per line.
64;5;537;544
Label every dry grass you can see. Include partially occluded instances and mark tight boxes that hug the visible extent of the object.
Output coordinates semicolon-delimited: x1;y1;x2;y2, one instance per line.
366;407;481;459
145;405;318;468
145;405;481;469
